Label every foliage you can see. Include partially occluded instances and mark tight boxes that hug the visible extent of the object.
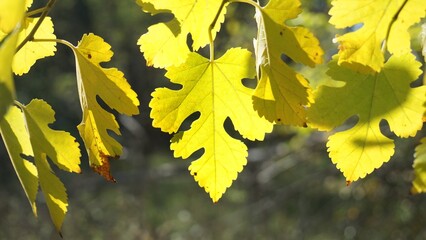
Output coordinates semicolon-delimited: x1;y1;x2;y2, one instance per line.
138;0;426;201
0;0;139;232
0;0;425;234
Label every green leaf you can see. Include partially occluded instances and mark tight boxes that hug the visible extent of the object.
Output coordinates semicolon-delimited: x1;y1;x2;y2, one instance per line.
137;0;228;68
12;17;57;75
308;54;425;182
0;106;38;215
150;48;273;202
329;0;426;72
70;33;140;181
412;137;426;194
253;0;323;126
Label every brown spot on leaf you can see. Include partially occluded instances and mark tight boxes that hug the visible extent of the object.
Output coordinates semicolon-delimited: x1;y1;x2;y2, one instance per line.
91;153;117;182
88;53;92;59
346;180;352;186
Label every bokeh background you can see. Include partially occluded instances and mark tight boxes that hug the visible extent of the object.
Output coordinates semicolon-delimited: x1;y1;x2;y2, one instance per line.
1;0;426;239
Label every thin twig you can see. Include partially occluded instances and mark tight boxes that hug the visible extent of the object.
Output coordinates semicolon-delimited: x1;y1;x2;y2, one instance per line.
16;0;57;52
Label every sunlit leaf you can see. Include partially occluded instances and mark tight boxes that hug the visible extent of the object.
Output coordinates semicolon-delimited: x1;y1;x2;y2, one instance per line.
10;99;81;232
70;33;139;181
329;0;426;72
0;30;19;119
137;0;228;68
0;106;38;215
0;0;25;33
150;48;273;202
308;54;425;182
253;0;323;126
13;17;56;75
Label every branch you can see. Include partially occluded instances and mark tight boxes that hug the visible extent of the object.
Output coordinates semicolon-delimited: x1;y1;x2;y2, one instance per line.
16;0;57;52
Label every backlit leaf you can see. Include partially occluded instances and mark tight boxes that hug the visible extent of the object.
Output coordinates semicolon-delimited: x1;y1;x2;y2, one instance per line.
22;99;81;173
137;0;228;68
0;106;38;215
412;137;426;194
308;54;425;182
253;0;323;126
13;17;56;75
9;99;81;232
0;0;25;33
329;0;426;72
150;48;273;202
0;30;19;119
70;33;139;181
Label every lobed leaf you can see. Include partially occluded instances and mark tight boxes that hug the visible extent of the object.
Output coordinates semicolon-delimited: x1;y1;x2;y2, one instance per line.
150;48;273;202
1;99;81;232
308;54;425;182
12;17;57;75
329;0;426;72
137;0;228;68
70;33;140;181
23;99;81;231
253;0;323;126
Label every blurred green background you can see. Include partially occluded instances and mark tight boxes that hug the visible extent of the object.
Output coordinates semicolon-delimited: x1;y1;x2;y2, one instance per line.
1;0;426;239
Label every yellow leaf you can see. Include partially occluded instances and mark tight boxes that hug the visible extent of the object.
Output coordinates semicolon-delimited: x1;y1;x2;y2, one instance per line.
137;0;227;68
0;0;25;33
0;106;38;215
11;99;81;232
137;18;190;68
13;17;56;75
150;48;273;202
0;29;19;119
70;33;139;180
253;0;323;126
329;0;426;72
35;153;68;233
412;137;426;194
22;99;81;173
308;54;425;182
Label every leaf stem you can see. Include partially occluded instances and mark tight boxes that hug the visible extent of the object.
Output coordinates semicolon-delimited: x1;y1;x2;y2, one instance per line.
16;0;57;52
26;7;48;17
229;0;261;10
208;0;228;62
13;100;25;110
32;38;75;50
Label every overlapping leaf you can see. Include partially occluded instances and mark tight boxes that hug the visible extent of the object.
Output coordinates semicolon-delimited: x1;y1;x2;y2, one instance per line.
329;0;426;72
253;0;323;126
308;54;425;183
0;0;25;119
150;48;273;202
137;0;228;68
0;106;38;215
0;30;19;119
12;16;57;75
0;0;25;33
412;137;426;194
69;33;139;181
1;99;81;232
